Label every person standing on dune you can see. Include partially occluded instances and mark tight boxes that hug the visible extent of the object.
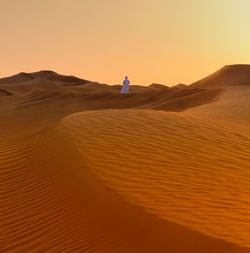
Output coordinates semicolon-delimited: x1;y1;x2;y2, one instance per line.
121;76;130;94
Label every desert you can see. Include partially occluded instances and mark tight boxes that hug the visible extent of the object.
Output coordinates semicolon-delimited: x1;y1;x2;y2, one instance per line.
1;65;250;252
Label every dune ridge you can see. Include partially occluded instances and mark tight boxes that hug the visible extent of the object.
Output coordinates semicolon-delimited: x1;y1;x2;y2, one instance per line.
191;64;250;88
0;70;223;114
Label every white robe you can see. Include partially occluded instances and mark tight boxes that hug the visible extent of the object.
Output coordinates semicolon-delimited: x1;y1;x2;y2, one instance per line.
121;79;130;93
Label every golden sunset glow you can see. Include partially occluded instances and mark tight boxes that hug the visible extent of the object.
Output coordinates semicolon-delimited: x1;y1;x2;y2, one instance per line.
1;0;250;85
1;1;250;252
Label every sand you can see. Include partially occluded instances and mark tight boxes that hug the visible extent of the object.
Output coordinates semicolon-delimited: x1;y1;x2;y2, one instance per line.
1;66;250;252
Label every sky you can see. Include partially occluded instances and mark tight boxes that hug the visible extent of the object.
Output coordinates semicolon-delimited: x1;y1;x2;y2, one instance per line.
0;0;250;86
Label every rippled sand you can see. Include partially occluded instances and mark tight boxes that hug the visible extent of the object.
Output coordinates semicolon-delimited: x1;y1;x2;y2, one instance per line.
64;107;250;247
1;69;250;252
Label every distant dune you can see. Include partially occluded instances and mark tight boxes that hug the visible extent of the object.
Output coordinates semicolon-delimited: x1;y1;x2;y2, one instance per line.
0;69;222;116
0;70;90;85
148;83;170;90
1;65;250;252
191;64;250;87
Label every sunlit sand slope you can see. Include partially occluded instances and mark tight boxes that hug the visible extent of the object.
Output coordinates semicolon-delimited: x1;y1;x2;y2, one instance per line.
0;131;121;252
63;109;250;250
1;113;250;253
185;86;250;125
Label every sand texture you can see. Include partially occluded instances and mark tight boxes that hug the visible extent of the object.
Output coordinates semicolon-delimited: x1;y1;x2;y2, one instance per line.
1;66;250;252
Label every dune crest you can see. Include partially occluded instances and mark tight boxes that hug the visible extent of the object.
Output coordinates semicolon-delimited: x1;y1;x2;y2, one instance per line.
191;64;250;88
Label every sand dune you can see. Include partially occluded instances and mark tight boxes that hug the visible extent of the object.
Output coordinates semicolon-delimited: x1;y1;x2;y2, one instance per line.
0;70;89;85
185;86;250;125
63;109;250;249
0;72;35;84
191;64;250;88
0;70;222;112
1;66;250;252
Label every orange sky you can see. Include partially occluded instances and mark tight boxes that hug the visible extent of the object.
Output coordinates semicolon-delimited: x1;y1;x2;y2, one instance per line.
0;0;250;86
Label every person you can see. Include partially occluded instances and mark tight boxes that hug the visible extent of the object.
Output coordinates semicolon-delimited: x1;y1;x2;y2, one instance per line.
121;76;130;94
